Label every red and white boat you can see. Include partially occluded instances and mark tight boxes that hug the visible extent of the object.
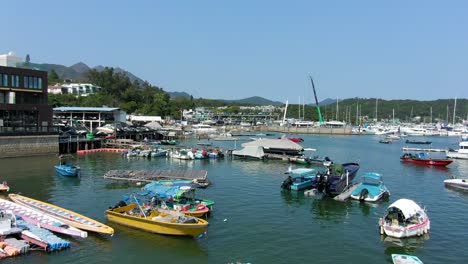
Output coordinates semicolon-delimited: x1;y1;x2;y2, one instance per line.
379;198;430;238
400;153;452;167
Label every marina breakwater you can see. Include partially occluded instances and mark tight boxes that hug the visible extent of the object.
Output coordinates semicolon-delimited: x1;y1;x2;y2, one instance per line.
257;125;353;135
0;135;58;158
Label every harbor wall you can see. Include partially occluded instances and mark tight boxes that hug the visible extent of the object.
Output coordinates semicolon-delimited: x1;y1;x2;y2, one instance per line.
257;125;353;135
0;135;59;158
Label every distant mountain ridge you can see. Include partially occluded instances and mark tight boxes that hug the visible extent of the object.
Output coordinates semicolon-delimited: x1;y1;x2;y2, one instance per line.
220;96;283;106
28;61;144;84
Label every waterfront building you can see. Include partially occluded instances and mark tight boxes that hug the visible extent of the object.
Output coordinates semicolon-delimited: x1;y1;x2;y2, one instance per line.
0;64;57;158
53;106;126;132
48;83;102;97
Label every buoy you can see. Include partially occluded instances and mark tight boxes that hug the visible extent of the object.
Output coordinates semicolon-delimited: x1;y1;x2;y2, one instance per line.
223;219;227;222
136;182;142;186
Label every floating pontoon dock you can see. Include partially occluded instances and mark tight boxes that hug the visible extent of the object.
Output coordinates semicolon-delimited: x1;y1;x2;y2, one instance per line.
103;170;209;185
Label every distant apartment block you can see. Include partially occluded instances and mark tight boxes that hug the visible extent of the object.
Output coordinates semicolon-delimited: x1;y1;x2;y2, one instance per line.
48;83;102;97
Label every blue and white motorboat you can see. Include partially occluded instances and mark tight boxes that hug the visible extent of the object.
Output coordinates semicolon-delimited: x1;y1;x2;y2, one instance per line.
151;149;168;158
281;168;316;191
54;164;80;177
350;173;390;202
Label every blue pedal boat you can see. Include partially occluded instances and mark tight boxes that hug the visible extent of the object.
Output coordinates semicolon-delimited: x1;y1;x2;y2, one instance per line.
281;168;316;191
350;172;390;202
55;164;80;177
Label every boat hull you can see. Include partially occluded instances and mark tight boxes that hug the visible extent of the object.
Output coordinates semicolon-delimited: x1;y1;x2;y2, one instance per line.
9;194;114;235
446;152;468;160
0;198;87;238
400;157;453;166
54;165;80;177
380;218;430;238
106;204;208;237
444;179;468;190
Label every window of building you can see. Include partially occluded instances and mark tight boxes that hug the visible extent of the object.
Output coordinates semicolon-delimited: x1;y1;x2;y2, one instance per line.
24;76;29;88
38;77;42;89
29;76;33;89
15;75;20;87
2;74;8;86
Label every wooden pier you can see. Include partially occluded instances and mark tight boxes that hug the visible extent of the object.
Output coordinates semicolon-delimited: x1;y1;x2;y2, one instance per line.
103;169;209;186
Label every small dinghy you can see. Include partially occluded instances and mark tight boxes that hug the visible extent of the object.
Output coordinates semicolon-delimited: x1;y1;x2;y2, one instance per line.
392;254;424;264
350;173;390;202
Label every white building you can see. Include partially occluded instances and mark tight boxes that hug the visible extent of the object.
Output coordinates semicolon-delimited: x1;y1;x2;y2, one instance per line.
48;83;102;97
0;51;23;67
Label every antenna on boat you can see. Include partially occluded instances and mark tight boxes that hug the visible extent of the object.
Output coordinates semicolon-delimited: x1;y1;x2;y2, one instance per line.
309;76;324;124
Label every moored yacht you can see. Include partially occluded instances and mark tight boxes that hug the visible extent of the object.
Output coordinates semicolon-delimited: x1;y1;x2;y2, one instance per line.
446;141;468;159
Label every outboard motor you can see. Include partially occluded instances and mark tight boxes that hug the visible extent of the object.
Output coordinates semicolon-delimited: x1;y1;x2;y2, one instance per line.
281;176;293;190
359;188;369;202
111;200;127;209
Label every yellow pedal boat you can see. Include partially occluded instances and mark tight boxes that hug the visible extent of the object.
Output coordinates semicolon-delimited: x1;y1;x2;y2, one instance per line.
106;203;208;237
9;193;114;235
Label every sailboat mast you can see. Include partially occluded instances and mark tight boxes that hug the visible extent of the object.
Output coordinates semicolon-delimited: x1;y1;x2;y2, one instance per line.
336;98;339;120
298;96;301;121
453;97;457;124
430;107;432;124
375;98;378;122
310;76;324;124
393;109;395;124
282;99;289;126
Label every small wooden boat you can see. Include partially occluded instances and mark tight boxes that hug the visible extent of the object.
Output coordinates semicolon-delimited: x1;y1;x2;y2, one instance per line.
55;164;80;177
392;254;424;264
405;140;432;145
400;153;452;167
0;198;87;238
0;181;9;192
106;203;208;237
444;178;468;190
379;198;430;238
55;155;80;177
9;194;114;235
350;173;390;202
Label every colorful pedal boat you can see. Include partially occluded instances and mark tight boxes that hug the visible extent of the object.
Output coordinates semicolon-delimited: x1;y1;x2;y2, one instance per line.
9;194;114;235
106;203;208;237
392;254;424;264
0;198;87;238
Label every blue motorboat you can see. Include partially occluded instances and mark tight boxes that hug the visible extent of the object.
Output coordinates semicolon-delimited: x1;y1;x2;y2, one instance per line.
55;164;80;177
350;173;390;202
312;162;360;196
281;168;316;191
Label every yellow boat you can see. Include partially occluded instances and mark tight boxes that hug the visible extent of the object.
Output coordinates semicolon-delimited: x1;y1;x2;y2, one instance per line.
106;203;208;237
9;193;114;235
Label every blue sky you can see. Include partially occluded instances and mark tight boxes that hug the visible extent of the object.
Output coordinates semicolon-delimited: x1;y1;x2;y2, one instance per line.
2;0;467;102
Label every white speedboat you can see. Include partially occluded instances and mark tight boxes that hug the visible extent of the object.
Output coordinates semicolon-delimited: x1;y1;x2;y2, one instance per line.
170;149;194;160
379;199;430;238
446;141;468;159
444;178;468;190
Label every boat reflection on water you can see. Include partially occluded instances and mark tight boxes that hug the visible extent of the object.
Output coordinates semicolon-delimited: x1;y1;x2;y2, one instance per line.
280;190;308;207
381;233;430;258
112;223;208;258
310;198;350;222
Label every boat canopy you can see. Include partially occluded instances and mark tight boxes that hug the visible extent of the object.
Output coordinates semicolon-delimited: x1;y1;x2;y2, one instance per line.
232;146;265;159
362;173;382;181
142;182;198;199
242;137;303;151
387;199;423;219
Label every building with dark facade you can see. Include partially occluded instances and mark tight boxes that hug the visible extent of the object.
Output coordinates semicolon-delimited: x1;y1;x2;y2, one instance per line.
0;65;53;134
0;65;57;158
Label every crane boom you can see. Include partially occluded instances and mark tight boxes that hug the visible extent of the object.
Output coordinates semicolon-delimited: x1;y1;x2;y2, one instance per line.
310;76;324;124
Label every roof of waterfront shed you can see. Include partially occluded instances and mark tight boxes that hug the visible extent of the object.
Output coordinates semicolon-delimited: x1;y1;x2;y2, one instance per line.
53;107;120;112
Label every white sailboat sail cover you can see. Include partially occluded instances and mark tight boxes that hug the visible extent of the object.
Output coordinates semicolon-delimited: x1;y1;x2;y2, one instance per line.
388;198;423;219
242;137;303;151
232;146;265;159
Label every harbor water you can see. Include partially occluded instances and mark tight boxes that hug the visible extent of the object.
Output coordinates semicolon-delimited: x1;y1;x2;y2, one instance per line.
1;135;467;263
